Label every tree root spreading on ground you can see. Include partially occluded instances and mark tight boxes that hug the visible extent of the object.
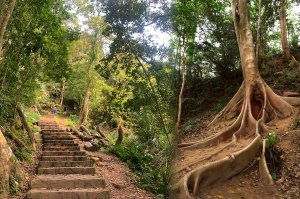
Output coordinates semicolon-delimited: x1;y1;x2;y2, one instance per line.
173;80;300;199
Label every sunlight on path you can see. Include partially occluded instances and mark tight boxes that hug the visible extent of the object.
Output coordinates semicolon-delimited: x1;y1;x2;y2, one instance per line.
40;114;68;129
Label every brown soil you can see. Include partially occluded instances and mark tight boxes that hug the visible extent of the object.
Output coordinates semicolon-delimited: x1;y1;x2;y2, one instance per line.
87;151;155;199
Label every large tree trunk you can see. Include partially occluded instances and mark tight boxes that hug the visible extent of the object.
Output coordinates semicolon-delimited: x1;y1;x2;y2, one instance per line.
280;0;291;61
16;105;36;148
255;0;262;67
0;0;16;57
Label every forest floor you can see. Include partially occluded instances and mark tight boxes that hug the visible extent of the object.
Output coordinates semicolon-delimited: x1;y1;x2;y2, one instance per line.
36;114;154;199
178;60;300;199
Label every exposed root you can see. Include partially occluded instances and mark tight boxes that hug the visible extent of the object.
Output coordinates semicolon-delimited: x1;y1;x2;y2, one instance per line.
173;80;300;198
259;139;274;184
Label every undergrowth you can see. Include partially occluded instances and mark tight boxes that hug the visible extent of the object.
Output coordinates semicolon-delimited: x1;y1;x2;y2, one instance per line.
265;131;282;180
109;139;171;198
106;109;174;198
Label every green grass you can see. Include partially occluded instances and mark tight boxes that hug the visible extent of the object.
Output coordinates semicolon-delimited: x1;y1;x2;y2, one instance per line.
24;111;41;132
66;114;80;126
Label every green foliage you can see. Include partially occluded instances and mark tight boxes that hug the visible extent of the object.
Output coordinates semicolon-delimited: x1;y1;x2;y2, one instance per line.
265;131;279;149
14;150;32;163
184;121;192;133
66;114;80;127
8;175;19;196
291;119;300;129
216;99;228;112
0;0;75;124
24;111;41;132
109;139;171;196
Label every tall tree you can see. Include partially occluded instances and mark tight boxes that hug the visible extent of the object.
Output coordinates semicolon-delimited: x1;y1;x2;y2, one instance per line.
0;0;16;56
175;0;300;197
279;0;299;67
79;16;105;125
280;0;291;61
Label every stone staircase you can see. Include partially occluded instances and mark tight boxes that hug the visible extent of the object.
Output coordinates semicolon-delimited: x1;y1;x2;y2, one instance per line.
27;121;110;199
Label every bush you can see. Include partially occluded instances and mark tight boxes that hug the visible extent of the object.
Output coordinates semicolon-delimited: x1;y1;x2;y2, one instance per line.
109;139;171;197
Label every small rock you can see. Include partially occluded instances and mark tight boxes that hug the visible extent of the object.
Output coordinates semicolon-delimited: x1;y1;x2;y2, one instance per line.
112;182;127;189
84;142;93;151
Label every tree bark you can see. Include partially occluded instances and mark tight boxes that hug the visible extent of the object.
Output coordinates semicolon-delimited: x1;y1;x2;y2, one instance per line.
16;105;35;148
255;0;262;67
59;78;65;106
0;129;12;198
115;124;124;146
280;0;291;61
175;35;187;138
79;67;91;125
0;0;16;57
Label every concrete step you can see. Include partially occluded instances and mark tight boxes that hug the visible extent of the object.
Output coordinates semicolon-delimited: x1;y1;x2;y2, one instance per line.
42;132;72;137
38;167;95;175
42;151;86;156
43;146;80;151
30;175;106;189
39;161;93;168
42;135;74;140
41;156;87;161
43;143;78;147
27;188;110;199
42;129;65;133
37;122;57;125
43;140;76;144
42;133;70;137
39;125;60;128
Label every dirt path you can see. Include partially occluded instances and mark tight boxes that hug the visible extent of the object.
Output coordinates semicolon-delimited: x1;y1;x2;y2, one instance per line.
87;151;154;199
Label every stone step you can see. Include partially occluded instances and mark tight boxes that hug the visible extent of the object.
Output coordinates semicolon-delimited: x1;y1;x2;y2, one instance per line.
43;140;76;144
39;125;61;129
27;188;110;199
42;151;86;156
37;122;57;125
41;156;87;161
43;146;80;151
42;129;65;133
39;161;93;168
38;167;95;175
43;143;78;147
42;133;70;137
40;125;60;128
42;132;72;137
42;135;74;140
30;175;105;189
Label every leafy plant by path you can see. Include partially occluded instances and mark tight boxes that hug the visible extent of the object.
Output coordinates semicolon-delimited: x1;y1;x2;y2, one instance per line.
265;131;282;180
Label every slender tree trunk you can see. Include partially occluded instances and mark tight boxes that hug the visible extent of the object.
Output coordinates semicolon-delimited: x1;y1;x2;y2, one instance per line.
0;0;16;57
59;78;65;106
255;0;262;67
16;105;36;148
115;124;123;146
79;67;91;125
280;0;291;61
175;36;187;138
